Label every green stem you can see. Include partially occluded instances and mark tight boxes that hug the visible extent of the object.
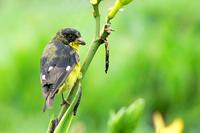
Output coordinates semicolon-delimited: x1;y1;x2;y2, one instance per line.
81;3;101;76
93;4;100;39
81;41;100;77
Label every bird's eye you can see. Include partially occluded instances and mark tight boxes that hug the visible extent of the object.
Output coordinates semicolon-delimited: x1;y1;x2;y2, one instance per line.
67;34;76;42
69;34;73;39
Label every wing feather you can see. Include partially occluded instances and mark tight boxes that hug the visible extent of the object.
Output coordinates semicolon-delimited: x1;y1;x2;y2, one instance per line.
40;41;79;110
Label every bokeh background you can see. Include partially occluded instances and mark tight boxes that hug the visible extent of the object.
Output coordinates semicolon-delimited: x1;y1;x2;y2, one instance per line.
0;0;200;132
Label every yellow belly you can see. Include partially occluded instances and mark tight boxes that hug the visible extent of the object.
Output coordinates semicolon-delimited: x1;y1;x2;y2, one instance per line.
58;63;80;93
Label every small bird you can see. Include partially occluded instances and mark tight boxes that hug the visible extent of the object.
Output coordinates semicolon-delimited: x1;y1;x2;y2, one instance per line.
40;28;85;112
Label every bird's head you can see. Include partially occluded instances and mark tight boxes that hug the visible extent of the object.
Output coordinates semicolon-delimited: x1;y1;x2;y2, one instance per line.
60;28;86;46
54;28;85;52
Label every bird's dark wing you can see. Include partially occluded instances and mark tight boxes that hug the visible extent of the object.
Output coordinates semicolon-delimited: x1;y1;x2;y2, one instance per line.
40;41;79;111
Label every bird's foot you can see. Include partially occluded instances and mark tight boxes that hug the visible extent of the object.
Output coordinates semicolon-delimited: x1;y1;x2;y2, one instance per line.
60;100;70;107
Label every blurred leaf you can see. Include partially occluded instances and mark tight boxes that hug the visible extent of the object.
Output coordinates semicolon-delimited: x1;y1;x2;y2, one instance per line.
108;98;145;133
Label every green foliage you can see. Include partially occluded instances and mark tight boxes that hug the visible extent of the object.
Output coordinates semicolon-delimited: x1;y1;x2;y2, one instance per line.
108;98;145;133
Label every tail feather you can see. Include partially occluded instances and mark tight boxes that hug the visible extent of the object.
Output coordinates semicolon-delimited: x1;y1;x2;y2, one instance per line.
43;94;54;112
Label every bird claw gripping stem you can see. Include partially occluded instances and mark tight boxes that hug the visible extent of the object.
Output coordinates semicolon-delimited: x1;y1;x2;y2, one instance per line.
60;93;70;107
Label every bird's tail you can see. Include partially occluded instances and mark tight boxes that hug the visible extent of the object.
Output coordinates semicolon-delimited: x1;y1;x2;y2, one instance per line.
43;93;54;112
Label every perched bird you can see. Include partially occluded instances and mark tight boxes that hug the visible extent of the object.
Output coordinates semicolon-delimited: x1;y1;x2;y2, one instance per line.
40;28;85;112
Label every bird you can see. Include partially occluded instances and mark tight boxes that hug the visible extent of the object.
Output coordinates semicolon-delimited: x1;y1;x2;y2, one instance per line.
40;28;85;112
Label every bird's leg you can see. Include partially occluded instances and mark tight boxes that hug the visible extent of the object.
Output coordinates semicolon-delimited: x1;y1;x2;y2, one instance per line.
73;86;82;116
104;40;110;73
60;93;70;106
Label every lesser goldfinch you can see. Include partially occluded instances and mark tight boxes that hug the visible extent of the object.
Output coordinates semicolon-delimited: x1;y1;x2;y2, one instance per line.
40;28;85;112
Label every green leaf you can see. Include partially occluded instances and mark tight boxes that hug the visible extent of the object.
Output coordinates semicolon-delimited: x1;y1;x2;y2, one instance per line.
54;110;73;133
53;87;81;133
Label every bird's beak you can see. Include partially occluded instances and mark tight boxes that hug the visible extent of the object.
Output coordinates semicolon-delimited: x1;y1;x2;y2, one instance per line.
76;37;86;45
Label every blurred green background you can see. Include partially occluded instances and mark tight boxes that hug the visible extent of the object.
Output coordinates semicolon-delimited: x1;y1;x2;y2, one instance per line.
0;0;200;132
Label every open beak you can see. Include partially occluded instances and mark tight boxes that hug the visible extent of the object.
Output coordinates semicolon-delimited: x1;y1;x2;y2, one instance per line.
76;37;86;45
